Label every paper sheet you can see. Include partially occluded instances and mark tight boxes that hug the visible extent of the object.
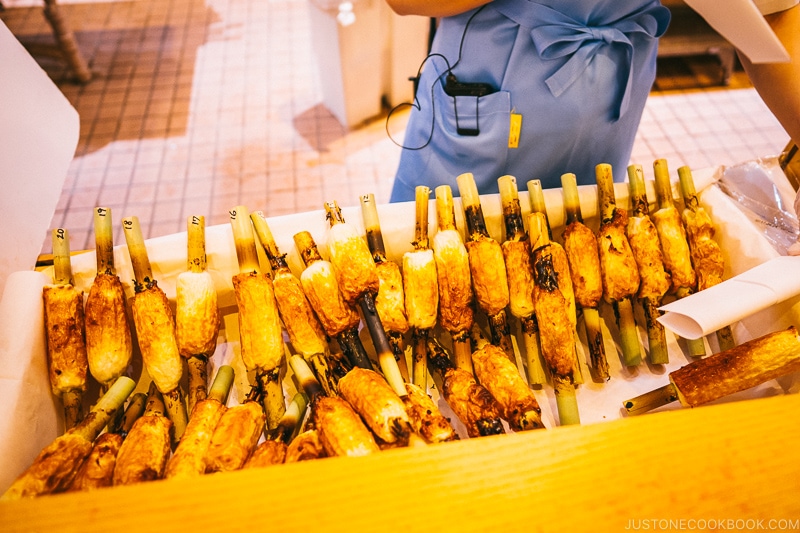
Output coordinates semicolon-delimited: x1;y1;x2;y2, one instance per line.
683;0;790;63
0;21;80;297
658;256;800;339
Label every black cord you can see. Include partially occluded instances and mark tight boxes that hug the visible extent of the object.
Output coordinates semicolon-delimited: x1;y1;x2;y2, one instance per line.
385;5;488;150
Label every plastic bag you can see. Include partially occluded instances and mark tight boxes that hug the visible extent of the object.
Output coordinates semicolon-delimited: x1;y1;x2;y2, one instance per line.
716;156;799;255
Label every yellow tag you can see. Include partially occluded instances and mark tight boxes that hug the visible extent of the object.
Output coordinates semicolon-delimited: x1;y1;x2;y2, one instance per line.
508;113;522;149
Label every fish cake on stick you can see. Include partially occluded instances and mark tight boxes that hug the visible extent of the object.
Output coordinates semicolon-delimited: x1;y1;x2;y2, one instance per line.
250;211;342;397
652;159;705;357
528;179;584;384
324;201;406;395
113;382;173;486
67;392;146;492
678;166;735;352
84;208;132;396
595;164;644;368
401;187;439;389
229;206;286;430
338;367;412;445
360;194;410;380
626;165;672;365
427;336;505;438
204;387;266;473
122;216;189;439
293;230;371;371
497;176;546;386
43;228;89;429
456;173;515;362
471;330;545;431
530;213;581;426
432;185;475;374
164;365;234;479
1;376;135;500
176;215;221;415
560;173;610;381
624;327;800;414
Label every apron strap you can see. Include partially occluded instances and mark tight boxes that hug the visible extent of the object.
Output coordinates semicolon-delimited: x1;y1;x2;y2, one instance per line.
491;0;670;120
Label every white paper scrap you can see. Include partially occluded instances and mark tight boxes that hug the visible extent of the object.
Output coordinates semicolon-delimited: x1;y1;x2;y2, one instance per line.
683;0;790;63
658;256;800;339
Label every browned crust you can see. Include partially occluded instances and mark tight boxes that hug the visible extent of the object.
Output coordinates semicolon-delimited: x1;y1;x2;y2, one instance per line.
374;261;409;334
113;415;173;486
244;439;288;468
314;396;380;457
272;271;328;357
328;229;380;305
205;401;266;473
337;368;409;443
300;262;361;337
232;272;284;372
532;246;576;380
164;399;226;479
403;383;458;443
403;249;439;329
131;286;183;393
466;237;509;316
549;243;577;331
1;432;92;500
682;208;724;291
84;273;132;385
671;328;800;407
502;240;535;319
176;271;220;357
42;284;88;395
284;430;327;463
627;216;671;299
433;230;474;334
563;221;603;308
67;432;124;491
441;368;504;439
652;206;696;291
472;344;543;431
597;209;641;302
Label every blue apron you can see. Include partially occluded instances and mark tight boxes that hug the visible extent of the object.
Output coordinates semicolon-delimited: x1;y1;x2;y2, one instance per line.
390;0;671;202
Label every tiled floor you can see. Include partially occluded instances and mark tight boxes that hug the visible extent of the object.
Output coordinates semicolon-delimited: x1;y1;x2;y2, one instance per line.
1;0;791;254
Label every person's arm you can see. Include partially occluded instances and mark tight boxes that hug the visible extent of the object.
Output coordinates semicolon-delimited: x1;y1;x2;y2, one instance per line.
738;4;800;145
385;0;491;18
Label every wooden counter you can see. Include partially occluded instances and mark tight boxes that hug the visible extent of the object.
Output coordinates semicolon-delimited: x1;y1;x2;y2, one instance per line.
2;393;798;532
